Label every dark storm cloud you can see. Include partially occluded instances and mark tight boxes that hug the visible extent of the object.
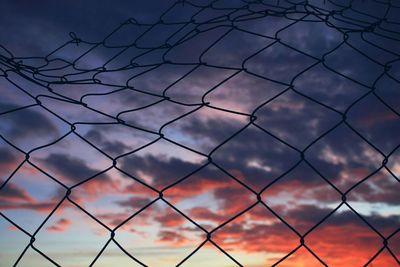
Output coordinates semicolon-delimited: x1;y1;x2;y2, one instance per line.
115;196;154;210
84;129;130;156
0;147;17;166
43;153;109;183
346;94;400;155
0;102;59;141
253;92;343;149
181;117;241;144
119;154;208;189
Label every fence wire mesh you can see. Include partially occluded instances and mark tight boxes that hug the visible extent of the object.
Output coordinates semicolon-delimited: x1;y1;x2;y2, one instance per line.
0;0;399;266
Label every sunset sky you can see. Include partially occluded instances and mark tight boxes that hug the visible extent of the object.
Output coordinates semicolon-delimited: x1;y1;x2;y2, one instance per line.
0;0;399;266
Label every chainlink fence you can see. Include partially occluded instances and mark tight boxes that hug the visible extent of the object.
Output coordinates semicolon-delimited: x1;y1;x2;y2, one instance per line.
0;0;399;266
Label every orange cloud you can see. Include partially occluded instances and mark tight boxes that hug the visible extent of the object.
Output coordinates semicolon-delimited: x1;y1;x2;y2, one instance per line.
157;230;193;246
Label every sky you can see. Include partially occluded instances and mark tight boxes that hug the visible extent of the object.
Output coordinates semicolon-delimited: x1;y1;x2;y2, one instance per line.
0;0;399;266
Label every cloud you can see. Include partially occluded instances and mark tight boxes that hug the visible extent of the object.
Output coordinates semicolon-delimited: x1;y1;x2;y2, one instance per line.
42;153;109;184
0;202;56;212
0;147;17;166
0;183;34;203
40;153;120;201
155;212;186;228
346;94;400;154
0;103;59;141
0;182;56;213
84;129;130;156
96;212;132;228
157;230;193;246
46;218;72;232
119;154;207;189
0;146;21;176
212;220;299;258
188;207;225;224
347;170;400;208
114;196;154;210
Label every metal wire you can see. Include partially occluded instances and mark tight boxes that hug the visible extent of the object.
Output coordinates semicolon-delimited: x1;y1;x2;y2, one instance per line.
0;0;399;266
